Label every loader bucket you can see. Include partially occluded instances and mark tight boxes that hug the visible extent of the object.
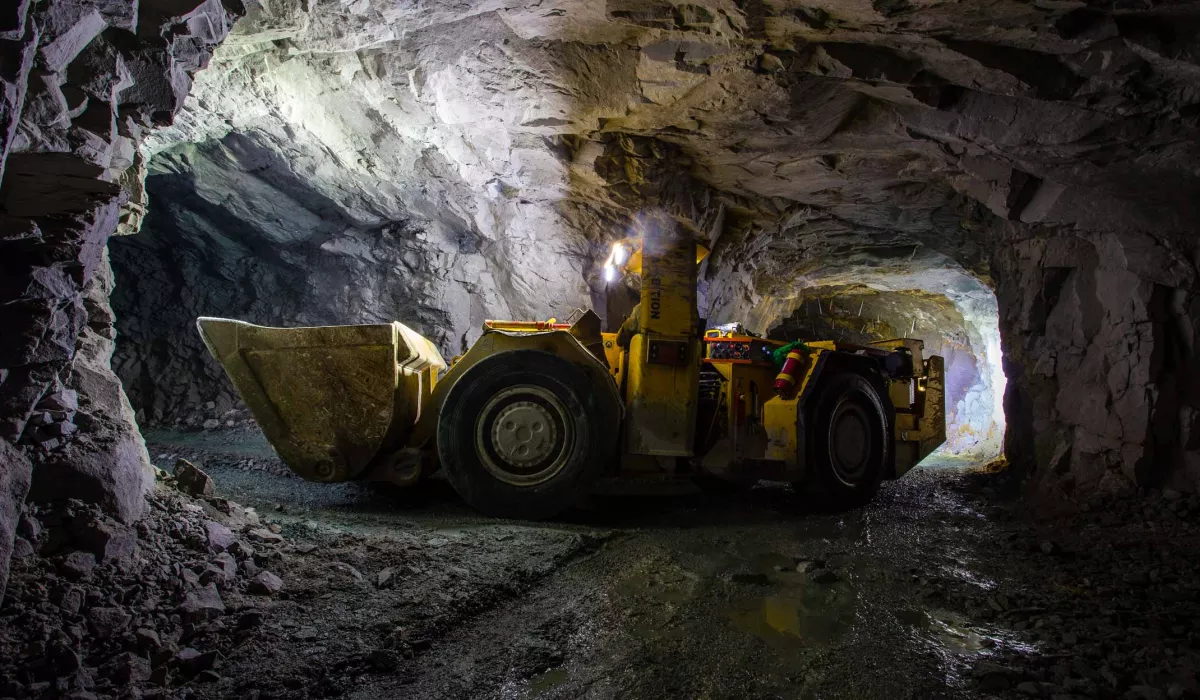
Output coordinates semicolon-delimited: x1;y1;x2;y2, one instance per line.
196;317;446;482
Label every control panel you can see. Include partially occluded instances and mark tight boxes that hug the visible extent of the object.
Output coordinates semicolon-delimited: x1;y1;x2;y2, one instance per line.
703;331;783;366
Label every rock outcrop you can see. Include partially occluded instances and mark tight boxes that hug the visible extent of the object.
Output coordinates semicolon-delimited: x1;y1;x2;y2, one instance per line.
0;0;243;597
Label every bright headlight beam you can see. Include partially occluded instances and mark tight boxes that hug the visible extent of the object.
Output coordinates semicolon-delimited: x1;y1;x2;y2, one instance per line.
612;243;627;266
603;264;616;282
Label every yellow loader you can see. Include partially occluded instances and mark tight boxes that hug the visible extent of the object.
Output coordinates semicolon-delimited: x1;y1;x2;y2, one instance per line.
197;221;945;519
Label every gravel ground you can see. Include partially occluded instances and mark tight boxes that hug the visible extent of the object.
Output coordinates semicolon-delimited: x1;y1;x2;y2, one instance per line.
1;428;1197;699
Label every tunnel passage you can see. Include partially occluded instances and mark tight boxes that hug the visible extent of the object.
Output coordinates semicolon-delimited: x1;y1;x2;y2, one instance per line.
762;277;1005;461
5;0;1200;577
97;0;1200;505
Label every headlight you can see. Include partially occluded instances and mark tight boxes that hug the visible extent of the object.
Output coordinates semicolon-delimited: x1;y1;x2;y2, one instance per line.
612;243;627;265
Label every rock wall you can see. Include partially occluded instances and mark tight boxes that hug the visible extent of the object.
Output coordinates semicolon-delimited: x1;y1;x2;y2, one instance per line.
0;0;243;599
109;131;596;426
993;222;1200;500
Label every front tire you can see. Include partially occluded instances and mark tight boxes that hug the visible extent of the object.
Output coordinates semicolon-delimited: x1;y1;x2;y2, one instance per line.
797;372;890;508
437;350;617;519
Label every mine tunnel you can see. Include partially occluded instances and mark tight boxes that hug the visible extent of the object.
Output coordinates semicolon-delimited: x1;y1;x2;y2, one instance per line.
2;0;1200;698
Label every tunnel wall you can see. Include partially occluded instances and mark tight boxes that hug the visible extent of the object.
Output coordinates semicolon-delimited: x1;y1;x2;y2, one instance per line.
992;221;1200;500
0;0;242;601
109;134;596;427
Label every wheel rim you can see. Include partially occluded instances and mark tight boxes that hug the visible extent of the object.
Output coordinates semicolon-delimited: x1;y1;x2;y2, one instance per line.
828;398;873;487
474;385;574;486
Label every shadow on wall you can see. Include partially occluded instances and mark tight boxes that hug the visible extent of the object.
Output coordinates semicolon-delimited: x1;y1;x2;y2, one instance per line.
108;133;473;427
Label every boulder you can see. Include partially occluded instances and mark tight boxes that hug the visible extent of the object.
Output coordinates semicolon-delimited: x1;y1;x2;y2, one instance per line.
29;427;150;523
173;459;214;497
179;582;225;620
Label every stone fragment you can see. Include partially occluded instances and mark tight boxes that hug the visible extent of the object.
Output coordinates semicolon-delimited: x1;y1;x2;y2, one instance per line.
60;587;84;616
11;537;34;558
173;647;217;676
39;389;77;412
376;567;395;588
87;606;132;638
173;459;213;497
202;419;219;430
100;652;150;686
179;583;225;620
17;511;42;541
203;520;234;552
210;552;237;580
135;628;161;649
70;515;136;562
59;551;96;579
229;540;254;559
758;53;784;72
248;570;283;595
247;528;283;544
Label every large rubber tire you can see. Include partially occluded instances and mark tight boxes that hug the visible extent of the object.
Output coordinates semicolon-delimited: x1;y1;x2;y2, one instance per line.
800;372;890;508
437;350;616;519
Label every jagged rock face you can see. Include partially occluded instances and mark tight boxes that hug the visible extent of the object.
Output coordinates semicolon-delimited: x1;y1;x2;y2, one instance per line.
109;131;595;424
109;0;1200;500
0;0;242;598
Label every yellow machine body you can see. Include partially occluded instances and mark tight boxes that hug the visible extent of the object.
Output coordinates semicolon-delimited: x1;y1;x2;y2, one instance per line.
197;224;946;514
623;230;701;457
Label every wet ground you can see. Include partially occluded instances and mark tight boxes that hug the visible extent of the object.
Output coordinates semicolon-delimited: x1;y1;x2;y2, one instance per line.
130;428;1106;700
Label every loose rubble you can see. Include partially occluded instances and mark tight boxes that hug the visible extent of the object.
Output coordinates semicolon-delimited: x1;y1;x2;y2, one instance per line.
0;457;608;698
946;477;1200;700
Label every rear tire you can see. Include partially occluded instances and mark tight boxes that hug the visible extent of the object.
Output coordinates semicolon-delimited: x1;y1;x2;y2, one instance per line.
437;350;617;519
795;372;889;508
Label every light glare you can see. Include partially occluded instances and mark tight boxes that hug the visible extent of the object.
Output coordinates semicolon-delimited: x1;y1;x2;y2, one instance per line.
612;243;627;265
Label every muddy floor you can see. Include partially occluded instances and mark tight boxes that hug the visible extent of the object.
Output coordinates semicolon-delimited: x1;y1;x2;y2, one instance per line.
6;428;1197;700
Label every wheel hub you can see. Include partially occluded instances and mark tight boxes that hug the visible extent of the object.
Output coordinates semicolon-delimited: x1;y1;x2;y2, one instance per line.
475;385;573;487
490;401;558;467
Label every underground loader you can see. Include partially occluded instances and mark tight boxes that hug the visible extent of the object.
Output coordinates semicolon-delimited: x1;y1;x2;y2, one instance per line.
197;220;945;519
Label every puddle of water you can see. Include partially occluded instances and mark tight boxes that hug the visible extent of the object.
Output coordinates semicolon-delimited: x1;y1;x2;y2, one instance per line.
527;668;570;697
896;608;1038;656
727;581;857;647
